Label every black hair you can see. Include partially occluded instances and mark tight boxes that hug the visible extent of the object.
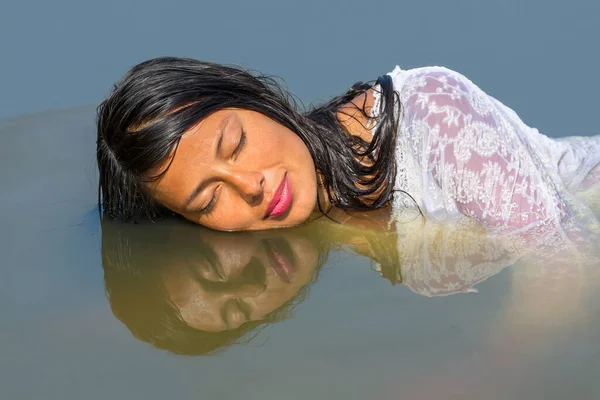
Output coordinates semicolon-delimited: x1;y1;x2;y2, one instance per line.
96;57;401;220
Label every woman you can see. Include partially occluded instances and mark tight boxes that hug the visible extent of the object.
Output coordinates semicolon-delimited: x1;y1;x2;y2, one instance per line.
97;57;600;242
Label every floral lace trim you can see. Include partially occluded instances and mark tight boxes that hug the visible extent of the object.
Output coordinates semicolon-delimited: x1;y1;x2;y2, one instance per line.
388;66;600;287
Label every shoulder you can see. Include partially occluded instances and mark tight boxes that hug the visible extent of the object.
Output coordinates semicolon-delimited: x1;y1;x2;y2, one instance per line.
333;67;480;139
396;66;485;99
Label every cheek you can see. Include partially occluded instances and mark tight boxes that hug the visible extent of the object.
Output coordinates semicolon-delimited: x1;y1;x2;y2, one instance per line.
290;139;316;179
261;123;302;153
252;131;287;160
203;197;257;231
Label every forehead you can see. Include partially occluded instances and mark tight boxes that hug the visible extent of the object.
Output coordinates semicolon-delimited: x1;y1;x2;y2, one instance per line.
175;109;235;160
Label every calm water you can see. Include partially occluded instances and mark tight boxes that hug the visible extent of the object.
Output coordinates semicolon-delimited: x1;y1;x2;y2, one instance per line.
2;0;600;399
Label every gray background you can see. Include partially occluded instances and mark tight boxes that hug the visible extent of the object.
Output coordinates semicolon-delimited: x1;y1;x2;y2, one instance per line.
2;0;599;137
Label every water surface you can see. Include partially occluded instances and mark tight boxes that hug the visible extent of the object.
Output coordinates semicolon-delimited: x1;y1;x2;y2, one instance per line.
1;106;599;399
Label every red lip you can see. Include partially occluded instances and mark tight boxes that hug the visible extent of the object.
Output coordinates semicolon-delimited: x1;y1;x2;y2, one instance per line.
264;174;292;219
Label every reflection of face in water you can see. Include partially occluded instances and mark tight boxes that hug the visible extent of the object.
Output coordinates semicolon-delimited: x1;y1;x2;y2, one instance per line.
102;215;545;355
101;216;326;356
162;230;320;332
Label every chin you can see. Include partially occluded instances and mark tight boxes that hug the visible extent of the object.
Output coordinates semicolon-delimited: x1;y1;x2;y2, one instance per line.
268;214;306;230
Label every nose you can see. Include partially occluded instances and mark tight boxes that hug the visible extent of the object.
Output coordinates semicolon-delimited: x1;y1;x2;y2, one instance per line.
224;168;265;204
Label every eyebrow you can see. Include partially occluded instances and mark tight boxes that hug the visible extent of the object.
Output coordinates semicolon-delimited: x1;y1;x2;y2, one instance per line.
183;115;232;211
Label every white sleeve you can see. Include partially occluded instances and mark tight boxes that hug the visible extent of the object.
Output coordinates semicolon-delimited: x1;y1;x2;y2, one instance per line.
400;67;575;238
379;67;599;293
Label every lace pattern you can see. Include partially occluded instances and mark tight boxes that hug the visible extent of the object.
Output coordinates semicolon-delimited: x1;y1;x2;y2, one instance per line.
375;66;600;295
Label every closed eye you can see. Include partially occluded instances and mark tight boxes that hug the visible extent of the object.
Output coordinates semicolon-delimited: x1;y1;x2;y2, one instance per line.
193;131;244;216
232;130;247;158
201;185;221;215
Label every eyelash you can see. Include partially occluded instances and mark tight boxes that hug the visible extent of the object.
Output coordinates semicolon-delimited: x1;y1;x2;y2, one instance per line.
201;131;246;216
233;130;247;158
202;186;219;215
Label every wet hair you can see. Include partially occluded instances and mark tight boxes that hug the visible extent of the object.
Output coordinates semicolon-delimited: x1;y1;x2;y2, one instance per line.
96;57;401;220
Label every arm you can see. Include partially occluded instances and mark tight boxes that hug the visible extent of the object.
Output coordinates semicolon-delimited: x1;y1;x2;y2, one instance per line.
401;68;573;237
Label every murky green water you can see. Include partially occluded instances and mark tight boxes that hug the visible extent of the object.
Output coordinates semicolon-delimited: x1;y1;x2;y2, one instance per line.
1;105;599;399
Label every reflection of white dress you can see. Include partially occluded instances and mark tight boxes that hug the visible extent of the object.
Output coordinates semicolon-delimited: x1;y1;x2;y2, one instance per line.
372;66;600;295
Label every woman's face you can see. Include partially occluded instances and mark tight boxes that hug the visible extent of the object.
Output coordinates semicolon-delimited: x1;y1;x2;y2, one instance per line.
161;229;320;332
147;109;319;231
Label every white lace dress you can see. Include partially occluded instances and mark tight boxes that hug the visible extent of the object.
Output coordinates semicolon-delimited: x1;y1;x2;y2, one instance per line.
372;66;600;295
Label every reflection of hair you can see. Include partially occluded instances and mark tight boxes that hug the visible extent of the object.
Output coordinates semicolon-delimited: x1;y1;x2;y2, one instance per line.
97;57;401;220
327;221;405;286
101;218;328;355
